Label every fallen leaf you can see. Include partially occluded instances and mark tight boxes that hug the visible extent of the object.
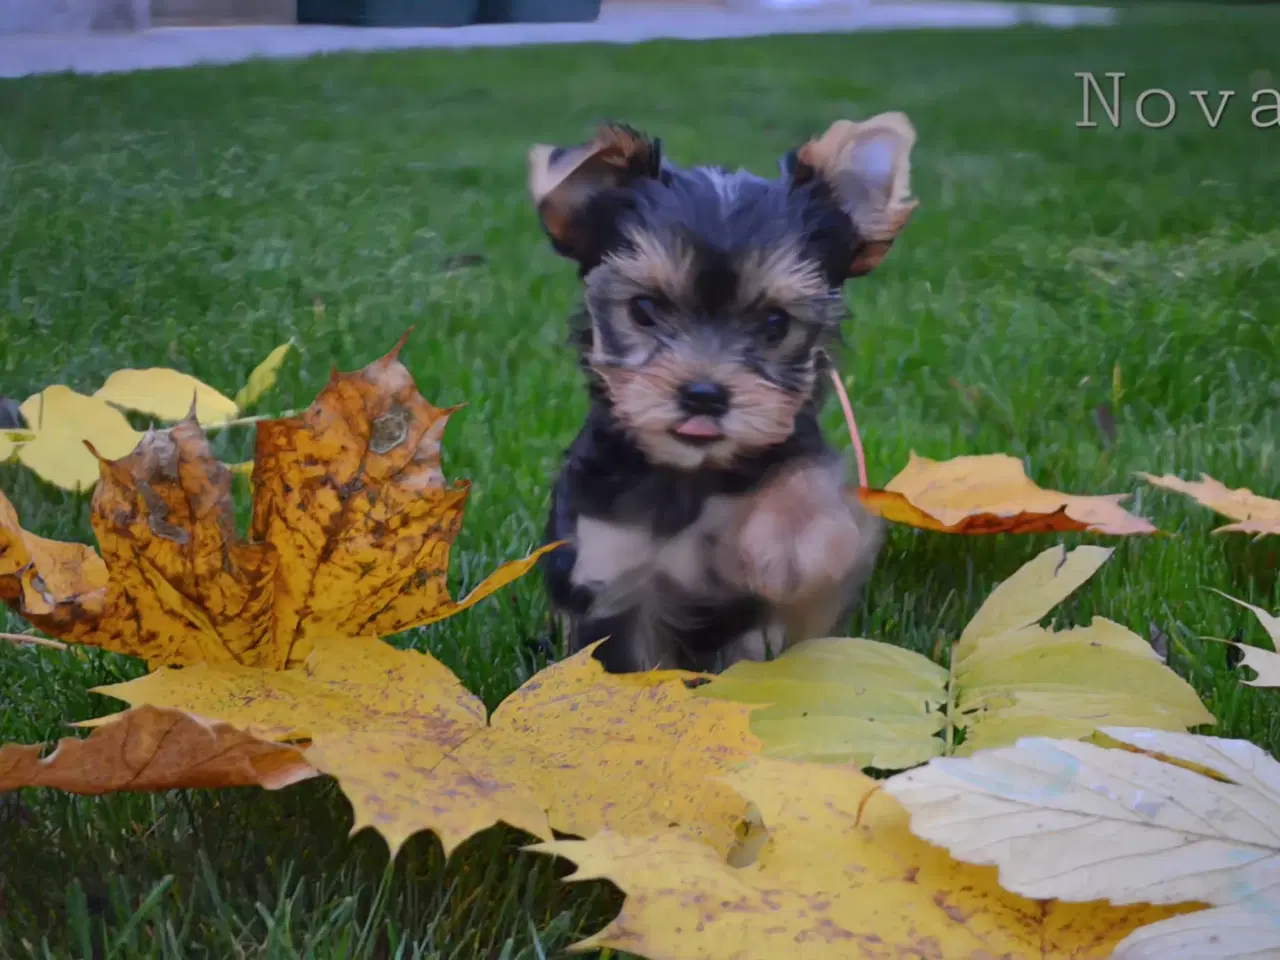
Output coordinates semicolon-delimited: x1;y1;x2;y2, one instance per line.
0;487;107;631
17;386;143;492
0;705;315;793
699;545;1212;768
1212;590;1280;686
535;757;1198;959
1139;472;1280;535
859;452;1156;535
1;337;551;668
885;727;1279;960
250;338;555;663
74;417;280;665
87;636;761;857
235;340;294;411
94;367;239;426
700;637;947;770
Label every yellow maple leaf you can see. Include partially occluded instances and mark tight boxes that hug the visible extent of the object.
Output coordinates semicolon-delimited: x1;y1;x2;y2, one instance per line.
17;386;144;492
94;367;240;425
0;705;315;794
535;757;1200;958
699;544;1213;769
0;336;550;668
2;334;760;860
10;343;292;492
858;452;1157;535
1139;471;1280;535
885;727;1276;959
83;636;761;858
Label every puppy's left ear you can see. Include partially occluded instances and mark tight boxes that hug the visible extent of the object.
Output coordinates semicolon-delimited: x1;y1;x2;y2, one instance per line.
529;123;662;266
788;112;918;279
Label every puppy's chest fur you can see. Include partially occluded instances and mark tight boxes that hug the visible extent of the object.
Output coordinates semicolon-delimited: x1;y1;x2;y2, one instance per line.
542;404;863;673
570;495;770;670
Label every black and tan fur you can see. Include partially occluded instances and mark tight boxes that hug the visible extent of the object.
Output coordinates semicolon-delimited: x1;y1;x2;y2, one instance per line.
530;114;919;673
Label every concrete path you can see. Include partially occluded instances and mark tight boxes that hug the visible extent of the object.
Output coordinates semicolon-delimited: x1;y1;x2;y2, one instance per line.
0;1;1115;79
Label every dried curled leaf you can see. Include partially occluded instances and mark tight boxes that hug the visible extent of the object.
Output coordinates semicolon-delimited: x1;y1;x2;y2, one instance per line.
536;757;1198;959
0;705;315;794
1139;472;1280;535
1213;590;1280;687
0;337;551;668
95;367;239;425
700;545;1212;769
885;728;1279;959
17;386;143;492
0;487;107;633
87;637;761;857
859;452;1156;535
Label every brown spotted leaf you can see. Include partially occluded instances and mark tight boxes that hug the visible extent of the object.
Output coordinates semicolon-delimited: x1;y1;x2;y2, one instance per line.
536;758;1203;959
0;335;553;668
86;637;762;859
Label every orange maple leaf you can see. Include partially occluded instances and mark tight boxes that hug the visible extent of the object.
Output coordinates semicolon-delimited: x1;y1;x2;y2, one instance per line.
0;334;552;668
858;452;1157;536
0;705;315;794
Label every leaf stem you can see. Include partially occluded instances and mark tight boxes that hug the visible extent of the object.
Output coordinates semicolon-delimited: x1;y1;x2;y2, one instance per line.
203;409;298;433
944;639;959;756
828;370;868;489
0;631;68;650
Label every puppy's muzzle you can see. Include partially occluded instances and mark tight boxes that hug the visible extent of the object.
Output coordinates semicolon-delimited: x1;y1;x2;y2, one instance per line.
674;380;730;444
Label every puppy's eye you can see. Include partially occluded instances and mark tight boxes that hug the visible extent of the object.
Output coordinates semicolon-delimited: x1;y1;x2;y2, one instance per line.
762;310;791;345
629;296;660;329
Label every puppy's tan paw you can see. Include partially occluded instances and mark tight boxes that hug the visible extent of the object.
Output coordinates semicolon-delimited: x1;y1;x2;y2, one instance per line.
739;508;863;603
726;461;868;605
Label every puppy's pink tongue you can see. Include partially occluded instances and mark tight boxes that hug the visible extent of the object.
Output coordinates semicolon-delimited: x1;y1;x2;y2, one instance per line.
674;416;723;439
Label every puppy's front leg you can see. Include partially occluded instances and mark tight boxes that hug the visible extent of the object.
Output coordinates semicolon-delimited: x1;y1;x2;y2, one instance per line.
721;457;884;643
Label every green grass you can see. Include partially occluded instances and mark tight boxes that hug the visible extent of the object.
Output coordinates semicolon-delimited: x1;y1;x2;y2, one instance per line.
2;9;1279;957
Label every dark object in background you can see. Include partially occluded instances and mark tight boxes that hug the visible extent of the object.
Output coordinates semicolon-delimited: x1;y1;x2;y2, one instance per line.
478;0;601;23
0;398;21;430
297;0;480;26
1147;621;1170;662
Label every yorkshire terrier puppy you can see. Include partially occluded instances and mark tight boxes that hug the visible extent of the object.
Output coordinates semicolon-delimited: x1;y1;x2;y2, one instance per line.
529;113;918;673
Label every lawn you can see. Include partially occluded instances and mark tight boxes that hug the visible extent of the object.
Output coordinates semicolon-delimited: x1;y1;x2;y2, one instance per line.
2;8;1279;957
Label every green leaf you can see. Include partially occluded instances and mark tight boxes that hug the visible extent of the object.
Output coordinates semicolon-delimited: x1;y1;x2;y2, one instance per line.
699;545;1215;769
698;638;946;770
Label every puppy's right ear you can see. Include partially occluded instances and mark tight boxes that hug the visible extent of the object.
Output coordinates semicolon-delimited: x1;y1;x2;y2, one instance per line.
788;112;918;279
529;123;662;265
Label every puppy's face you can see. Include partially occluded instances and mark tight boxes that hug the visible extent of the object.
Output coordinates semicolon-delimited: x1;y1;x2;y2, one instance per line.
530;117;918;470
583;202;844;469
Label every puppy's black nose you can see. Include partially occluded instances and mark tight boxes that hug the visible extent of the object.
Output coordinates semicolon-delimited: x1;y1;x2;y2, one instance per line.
678;381;730;417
